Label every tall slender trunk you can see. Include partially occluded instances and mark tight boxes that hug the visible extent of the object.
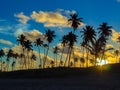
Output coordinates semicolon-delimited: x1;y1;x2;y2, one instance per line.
64;47;70;67
38;46;42;68
59;47;64;67
86;49;89;67
0;58;2;71
68;47;72;67
43;43;49;68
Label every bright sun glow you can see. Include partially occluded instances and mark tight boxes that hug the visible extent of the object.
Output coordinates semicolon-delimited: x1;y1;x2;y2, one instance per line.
97;59;109;66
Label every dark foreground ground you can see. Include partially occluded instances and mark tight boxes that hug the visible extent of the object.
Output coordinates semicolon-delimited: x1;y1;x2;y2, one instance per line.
0;64;120;90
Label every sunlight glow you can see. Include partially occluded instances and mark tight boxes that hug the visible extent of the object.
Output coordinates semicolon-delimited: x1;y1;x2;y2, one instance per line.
97;59;109;66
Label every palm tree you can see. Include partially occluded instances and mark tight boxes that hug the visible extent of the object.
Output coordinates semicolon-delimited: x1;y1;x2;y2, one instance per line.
19;53;24;70
34;38;43;68
98;22;112;40
6;49;14;71
11;61;16;71
17;34;26;69
43;29;56;68
53;46;59;67
30;54;36;68
12;53;19;71
50;60;54;68
0;49;5;71
80;57;85;68
81;25;96;67
114;50;119;63
65;32;77;67
24;40;33;69
59;35;68;67
68;13;83;33
74;57;78;67
98;22;112;61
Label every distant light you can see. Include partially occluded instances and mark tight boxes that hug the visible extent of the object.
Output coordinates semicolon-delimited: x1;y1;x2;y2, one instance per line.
97;59;109;66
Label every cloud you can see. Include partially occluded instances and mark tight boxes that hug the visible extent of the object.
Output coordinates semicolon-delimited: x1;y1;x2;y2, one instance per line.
14;24;30;36
31;11;68;27
111;29;120;42
23;29;45;42
117;0;120;2
0;39;13;46
106;44;114;48
14;12;30;24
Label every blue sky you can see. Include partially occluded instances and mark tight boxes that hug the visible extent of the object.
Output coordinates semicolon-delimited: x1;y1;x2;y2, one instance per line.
0;0;120;49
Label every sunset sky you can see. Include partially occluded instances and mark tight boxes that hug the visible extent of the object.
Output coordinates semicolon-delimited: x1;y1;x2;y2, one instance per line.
0;0;120;65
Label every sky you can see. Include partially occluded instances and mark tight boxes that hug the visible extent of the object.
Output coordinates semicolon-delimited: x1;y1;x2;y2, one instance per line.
0;0;120;54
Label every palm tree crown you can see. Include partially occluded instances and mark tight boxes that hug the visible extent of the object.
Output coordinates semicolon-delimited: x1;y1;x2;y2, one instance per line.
68;13;83;32
45;29;56;43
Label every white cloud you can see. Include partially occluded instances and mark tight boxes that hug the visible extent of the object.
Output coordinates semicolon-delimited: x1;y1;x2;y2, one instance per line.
31;11;68;27
14;24;30;36
23;29;45;42
111;29;120;42
14;12;30;24
0;39;13;46
117;0;120;2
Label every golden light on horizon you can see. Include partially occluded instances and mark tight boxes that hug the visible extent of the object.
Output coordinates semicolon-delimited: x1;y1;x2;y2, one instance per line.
97;59;109;66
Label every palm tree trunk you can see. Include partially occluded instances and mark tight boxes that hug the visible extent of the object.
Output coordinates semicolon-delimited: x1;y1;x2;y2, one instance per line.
43;44;49;68
38;46;42;68
68;47;72;67
64;47;70;67
59;48;64;67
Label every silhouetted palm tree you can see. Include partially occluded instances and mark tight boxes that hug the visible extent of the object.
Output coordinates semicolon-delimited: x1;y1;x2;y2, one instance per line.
81;25;96;67
59;35;68;67
50;60;54;68
24;40;33;69
30;54;36;68
17;34;26;69
65;32;77;67
80;57;85;68
98;22;112;61
11;61;15;71
34;38;43;68
53;46;59;67
74;57;78;67
6;49;14;71
114;50;119;63
43;29;56;68
68;13;83;33
0;49;5;71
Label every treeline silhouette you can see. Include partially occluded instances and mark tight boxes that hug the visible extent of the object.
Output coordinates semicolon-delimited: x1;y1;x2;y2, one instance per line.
0;13;119;72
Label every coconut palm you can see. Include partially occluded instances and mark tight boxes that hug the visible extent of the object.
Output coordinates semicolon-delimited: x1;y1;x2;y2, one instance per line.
114;50;119;63
50;60;54;68
68;13;83;33
34;38;43;68
53;46;59;67
81;25;96;67
59;35;68;67
98;22;112;40
11;61;16;71
43;29;56;68
24;40;33;69
6;49;14;71
30;54;36;68
0;49;5;71
80;57;85;68
74;57;78;67
65;32;77;67
98;22;112;60
17;34;26;68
